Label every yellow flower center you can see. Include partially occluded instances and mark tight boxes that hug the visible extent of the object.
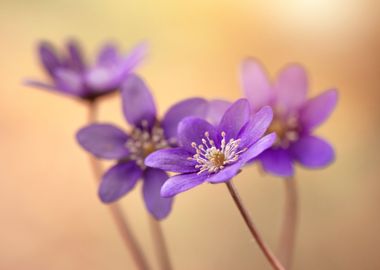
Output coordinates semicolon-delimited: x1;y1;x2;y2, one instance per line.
126;121;169;169
267;111;299;148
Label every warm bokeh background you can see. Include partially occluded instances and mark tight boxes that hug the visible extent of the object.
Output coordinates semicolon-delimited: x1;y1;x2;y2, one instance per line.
1;0;379;269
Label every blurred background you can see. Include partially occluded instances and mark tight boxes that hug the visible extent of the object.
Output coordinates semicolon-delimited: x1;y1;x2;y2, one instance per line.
1;0;379;269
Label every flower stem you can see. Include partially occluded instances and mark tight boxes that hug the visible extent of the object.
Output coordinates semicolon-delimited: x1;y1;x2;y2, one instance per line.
277;177;298;269
87;101;150;270
225;181;286;270
149;216;173;270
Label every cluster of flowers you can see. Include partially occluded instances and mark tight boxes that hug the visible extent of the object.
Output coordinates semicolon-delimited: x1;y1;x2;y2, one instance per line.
26;39;338;269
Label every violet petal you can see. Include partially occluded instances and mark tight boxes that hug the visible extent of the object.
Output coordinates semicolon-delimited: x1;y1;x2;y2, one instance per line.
99;162;141;203
238;106;273;149
241;58;274;110
121;75;157;128
206;160;244;183
97;43;119;66
206;99;232;126
177;117;218;152
142;168;173;220
117;42;148;81
38;41;61;76
85;66;119;92
162;97;208;141
145;148;197;173
66;40;86;71
161;172;208;197
300;89;338;131
260;148;294;177
290;135;335;168
241;133;276;162
24;79;60;92
275;64;308;111
54;68;86;96
76;123;129;160
218;99;250;141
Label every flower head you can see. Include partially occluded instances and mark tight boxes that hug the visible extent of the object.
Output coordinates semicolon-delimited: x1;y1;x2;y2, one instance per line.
145;99;276;197
25;39;147;101
240;58;338;177
76;74;208;219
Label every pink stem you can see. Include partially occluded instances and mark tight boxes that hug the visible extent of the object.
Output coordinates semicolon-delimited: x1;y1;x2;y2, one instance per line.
87;101;150;270
226;181;286;270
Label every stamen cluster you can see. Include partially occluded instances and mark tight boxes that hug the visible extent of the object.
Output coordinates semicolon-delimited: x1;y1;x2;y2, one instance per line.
189;131;247;175
126;122;169;168
267;113;300;148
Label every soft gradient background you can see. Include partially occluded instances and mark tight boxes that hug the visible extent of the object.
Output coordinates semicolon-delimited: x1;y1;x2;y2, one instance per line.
1;0;379;269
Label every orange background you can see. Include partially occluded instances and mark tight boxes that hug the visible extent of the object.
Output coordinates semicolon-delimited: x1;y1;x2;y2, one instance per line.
1;0;379;269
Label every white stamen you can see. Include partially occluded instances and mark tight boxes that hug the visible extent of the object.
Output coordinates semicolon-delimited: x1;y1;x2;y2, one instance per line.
189;131;246;175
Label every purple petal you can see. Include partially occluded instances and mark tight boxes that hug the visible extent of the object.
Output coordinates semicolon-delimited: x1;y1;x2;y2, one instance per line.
99;162;141;203
38;41;61;76
218;99;250;141
206;160;244;183
300;89;338;131
121;75;157;127
206;99;232;126
240;58;274;110
117;42;148;79
85;66;119;91
76;123;129;159
66;40;86;71
238;106;273;149
177;117;217;152
161;173;208;197
143;168;173;220
290;135;335;168
97;43;119;66
162;98;208;141
275;64;308;111
145;148;197;173
241;133;276;162
259;148;294;177
54;68;86;96
24;79;60;92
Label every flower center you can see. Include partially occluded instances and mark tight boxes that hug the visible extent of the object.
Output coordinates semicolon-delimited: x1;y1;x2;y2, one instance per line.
267;112;299;148
126;121;169;169
189;131;247;175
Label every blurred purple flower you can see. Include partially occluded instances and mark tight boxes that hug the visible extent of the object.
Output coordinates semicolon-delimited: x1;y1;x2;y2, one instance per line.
25;39;147;101
76;74;208;219
240;58;338;177
145;99;276;197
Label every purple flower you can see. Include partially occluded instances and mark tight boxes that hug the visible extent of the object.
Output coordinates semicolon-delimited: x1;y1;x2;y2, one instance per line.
25;39;147;101
76;74;208;219
240;58;338;177
145;99;276;197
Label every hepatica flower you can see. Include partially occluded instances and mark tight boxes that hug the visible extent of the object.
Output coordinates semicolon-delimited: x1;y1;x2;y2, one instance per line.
145;99;276;197
26;39;147;101
241;59;338;177
76;75;208;219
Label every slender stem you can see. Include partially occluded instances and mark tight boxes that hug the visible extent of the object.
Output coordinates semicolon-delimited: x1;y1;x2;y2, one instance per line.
149;217;173;270
225;181;286;270
86;101;150;270
277;177;298;269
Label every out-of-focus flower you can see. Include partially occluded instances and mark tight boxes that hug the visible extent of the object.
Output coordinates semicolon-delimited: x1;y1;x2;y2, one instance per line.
76;74;208;219
145;99;276;197
240;58;338;177
25;40;147;101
